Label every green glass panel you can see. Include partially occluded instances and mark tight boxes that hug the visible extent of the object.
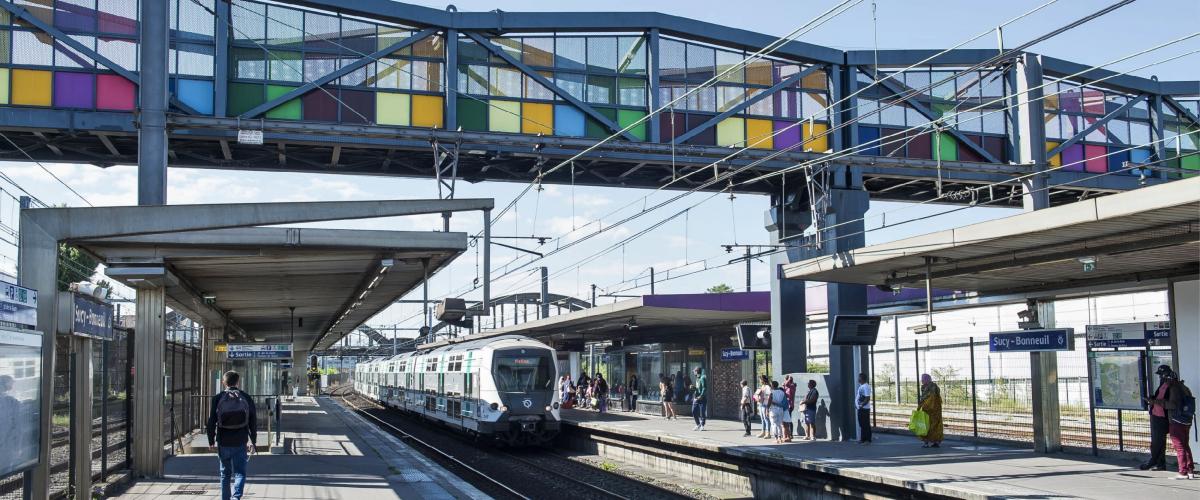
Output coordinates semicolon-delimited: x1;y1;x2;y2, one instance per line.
935;131;958;161
265;85;302;120
585;107;618;139
617;109;647;141
1182;153;1200;177
227;82;264;116
457;97;488;131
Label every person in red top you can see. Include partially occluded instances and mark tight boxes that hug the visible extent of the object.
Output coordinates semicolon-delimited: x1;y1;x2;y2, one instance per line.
782;375;797;442
1140;364;1174;471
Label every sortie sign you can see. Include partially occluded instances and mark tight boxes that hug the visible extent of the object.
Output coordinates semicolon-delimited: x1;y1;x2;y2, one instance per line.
989;328;1075;352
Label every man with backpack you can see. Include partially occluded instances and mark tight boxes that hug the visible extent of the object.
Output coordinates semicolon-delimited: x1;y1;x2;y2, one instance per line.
206;371;258;500
1144;365;1195;480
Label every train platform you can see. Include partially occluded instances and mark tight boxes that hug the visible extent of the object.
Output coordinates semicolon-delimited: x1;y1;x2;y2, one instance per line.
561;408;1199;500
109;396;486;500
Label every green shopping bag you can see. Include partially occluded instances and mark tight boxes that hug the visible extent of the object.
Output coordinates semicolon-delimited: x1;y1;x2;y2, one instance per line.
909;409;930;437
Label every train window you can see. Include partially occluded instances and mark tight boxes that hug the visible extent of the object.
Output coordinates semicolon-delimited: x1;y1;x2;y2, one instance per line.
425;357;439;372
492;351;553;393
447;354;464;371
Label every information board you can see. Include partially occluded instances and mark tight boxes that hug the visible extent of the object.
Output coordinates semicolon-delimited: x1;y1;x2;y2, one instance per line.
1089;351;1146;410
227;343;293;360
1086;322;1173;348
830;315;882;346
0;281;38;330
989;329;1075;352
0;327;43;477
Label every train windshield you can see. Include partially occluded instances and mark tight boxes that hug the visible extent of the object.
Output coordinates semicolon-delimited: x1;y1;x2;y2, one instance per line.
493;351;553;393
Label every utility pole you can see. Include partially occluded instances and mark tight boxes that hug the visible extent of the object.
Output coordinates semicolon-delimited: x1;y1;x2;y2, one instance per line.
591;284;597;308
649;267;656;295
745;247;751;292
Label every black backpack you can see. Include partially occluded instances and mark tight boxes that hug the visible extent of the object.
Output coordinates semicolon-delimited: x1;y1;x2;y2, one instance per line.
216;389;250;429
1172;381;1196;426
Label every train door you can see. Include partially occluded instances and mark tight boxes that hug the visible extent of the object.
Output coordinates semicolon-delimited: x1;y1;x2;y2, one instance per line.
437;355;446;414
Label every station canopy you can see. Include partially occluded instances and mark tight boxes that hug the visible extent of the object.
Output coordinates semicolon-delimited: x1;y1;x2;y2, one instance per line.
782;177;1199;295
82;226;467;351
424;292;770;349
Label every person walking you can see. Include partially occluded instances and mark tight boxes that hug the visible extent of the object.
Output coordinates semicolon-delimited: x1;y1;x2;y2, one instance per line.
856;373;873;444
595;373;609;413
756;375;772;438
1146;365;1195;479
917;373;944;448
783;375;797;442
660;375;677;420
801;379;819;441
1142;364;1174;471
769;381;788;443
206;371;258;500
626;374;640;412
740;379;754;437
692;366;708;431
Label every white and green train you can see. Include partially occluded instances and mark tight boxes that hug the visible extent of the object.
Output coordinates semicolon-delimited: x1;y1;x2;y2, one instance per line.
354;334;560;446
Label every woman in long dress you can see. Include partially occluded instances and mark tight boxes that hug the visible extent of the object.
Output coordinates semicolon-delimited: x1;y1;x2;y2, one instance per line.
917;373;944;448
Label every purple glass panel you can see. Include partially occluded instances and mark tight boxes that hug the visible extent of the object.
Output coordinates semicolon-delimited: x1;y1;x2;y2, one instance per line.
685;113;716;146
301;88;338;122
98;5;137;34
1060;143;1085;172
339;90;375;124
52;72;95;108
881;128;905;157
659;110;685;142
774;121;801;151
1059;90;1083;113
907;131;932;159
55;1;97;32
959;134;985;162
982;136;1005;163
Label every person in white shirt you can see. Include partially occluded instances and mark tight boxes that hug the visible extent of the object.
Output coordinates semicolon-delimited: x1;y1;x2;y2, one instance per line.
856;373;872;444
739;380;754;437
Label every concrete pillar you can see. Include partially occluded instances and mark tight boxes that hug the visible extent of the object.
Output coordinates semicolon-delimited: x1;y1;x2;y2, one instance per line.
137;0;169;205
133;286;166;477
17;211;59;499
71;337;93;497
823;180;870;442
540;267;550;319
1030;300;1061;453
292;349;308;395
1170;278;1199;451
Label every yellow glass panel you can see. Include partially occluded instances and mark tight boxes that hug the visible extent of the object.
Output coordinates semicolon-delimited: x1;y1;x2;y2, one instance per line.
0;69;9;105
1046;141;1061;167
521;102;553;135
802;121;829;152
716;117;745;148
746;118;773;149
376;92;411;126
489;100;521;133
411;95;444;128
11;69;52;106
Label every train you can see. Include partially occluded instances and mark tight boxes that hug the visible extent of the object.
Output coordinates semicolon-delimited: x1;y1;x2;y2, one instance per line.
354;334;561;446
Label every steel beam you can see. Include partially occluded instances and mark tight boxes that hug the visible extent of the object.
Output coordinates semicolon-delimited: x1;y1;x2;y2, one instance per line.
445;28;459;131
1014;54;1049;211
875;77;1002;164
214;0;231;117
138;0;169;205
464;32;639;141
648;28;662;143
1164;96;1200;128
1047;94;1146;159
670;65;817;145
1149;95;1169;178
240;29;438;119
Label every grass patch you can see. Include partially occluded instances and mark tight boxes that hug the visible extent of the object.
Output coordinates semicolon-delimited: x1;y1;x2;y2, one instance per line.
600;461;618;472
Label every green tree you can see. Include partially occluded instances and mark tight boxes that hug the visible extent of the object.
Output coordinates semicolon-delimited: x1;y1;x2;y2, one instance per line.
57;243;99;291
706;283;734;293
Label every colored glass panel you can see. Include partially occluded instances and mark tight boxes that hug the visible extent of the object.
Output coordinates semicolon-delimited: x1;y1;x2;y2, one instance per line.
96;74;135;111
1060;143;1084;172
585;107;618;139
934;132;957;161
11;69;52;106
716;117;746;147
1083;144;1106;173
301;88;338;122
340;90;375;125
56;0;96;32
1182;154;1200;176
489;100;521;133
880;128;904;157
522;102;554;135
0;69;8;105
457;97;487;131
176;79;213;115
802;122;829;152
97;0;137;34
959;135;985;163
265;85;301;120
617;109;647;141
554;105;585;137
684;114;716;146
660;111;685;142
411;95;444;128
774;121;801;151
1107;149;1130;174
907;131;932;159
856;126;880;156
377;92;411;126
1045;141;1062;167
982;136;1005;163
227;82;263;116
746;119;772;149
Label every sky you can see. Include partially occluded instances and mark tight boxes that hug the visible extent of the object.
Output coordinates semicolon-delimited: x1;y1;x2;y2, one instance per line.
0;0;1195;337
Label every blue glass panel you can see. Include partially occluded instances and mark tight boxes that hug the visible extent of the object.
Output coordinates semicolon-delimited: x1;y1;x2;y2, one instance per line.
177;79;214;115
858;126;881;156
554;104;585;137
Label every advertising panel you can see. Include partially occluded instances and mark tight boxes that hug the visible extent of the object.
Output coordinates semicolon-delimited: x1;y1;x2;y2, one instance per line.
0;327;43;477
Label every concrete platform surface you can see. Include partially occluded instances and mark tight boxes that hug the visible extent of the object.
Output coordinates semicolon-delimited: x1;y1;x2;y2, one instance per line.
111;396;486;500
563;408;1199;500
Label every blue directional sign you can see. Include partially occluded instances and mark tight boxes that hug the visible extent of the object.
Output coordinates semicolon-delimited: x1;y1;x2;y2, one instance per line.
989;329;1075;352
1085;322;1172;348
72;294;114;341
227;343;293;360
720;348;750;361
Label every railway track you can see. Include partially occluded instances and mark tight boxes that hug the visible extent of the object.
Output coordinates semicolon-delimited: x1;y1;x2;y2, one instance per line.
332;387;693;500
874;412;1152;451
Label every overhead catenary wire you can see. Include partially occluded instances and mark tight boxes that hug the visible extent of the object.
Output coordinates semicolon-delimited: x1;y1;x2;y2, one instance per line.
0;132;94;207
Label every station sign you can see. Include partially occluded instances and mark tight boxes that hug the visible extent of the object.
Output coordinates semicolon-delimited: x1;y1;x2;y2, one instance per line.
720;348;750;361
70;294;113;341
989;328;1075;352
214;342;227;352
1085;322;1172;348
227;343;293;360
0;280;38;330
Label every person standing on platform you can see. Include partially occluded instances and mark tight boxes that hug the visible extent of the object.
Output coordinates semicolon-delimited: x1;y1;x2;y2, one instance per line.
917;373;944;448
801;379;819;441
769;381;788;443
1142;364;1176;471
1146;365;1195;479
206;371;257;500
626;373;640;412
756;375;772;438
856;373;873;444
692;366;708;431
660;375;677;420
595;373;609;413
740;379;754;437
783;375;797;442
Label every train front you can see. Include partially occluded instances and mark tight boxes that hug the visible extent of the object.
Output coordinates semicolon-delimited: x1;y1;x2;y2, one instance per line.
481;345;560;446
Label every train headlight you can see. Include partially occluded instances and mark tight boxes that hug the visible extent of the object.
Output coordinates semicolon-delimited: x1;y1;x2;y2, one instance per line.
545;405;552;412
489;402;499;411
